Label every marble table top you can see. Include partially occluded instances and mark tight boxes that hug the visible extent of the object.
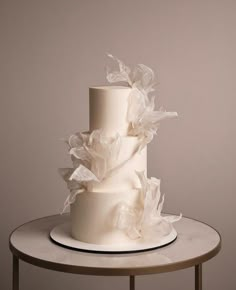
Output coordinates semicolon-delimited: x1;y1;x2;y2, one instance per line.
9;214;221;276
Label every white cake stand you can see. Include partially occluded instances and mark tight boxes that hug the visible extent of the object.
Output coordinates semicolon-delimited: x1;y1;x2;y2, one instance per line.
50;221;177;253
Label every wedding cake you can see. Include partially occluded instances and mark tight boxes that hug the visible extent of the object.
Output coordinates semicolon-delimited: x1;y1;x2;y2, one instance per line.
59;55;181;247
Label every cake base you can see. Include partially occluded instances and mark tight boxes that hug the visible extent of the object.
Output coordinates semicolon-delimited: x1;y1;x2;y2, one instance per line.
50;222;177;253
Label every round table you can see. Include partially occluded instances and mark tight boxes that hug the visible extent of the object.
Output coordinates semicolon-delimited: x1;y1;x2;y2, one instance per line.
9;214;221;290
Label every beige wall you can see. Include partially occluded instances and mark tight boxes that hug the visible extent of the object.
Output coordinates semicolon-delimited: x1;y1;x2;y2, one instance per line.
0;0;235;289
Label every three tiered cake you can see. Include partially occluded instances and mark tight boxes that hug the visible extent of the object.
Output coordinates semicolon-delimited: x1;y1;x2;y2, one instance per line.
58;55;181;251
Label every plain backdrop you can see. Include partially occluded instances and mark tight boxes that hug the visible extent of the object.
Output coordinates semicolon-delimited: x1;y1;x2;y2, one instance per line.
0;0;235;289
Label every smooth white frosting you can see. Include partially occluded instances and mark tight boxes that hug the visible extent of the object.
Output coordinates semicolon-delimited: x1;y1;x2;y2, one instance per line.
89;86;132;136
71;190;141;245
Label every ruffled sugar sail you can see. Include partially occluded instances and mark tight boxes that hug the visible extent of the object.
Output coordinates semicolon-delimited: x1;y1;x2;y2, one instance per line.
106;54;155;93
106;53;132;86
114;171;182;240
107;54;178;148
58;165;96;213
128;92;178;149
69;130;124;180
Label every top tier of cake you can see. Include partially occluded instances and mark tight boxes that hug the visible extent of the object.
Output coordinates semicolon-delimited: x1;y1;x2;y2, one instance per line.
89;86;132;137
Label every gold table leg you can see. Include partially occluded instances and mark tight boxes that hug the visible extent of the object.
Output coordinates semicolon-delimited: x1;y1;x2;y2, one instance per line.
195;264;202;290
13;255;19;290
130;275;135;290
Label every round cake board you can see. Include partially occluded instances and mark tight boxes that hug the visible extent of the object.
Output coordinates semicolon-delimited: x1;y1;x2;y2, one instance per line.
50;222;177;254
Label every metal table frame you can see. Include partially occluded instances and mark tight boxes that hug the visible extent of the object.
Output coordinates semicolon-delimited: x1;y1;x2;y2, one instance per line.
12;256;203;290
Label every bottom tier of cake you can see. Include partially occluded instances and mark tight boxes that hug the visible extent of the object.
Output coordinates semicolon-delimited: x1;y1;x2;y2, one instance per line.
70;190;141;245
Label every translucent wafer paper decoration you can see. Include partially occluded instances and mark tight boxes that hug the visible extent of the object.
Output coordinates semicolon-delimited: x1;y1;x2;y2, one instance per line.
107;54;178;149
114;171;182;240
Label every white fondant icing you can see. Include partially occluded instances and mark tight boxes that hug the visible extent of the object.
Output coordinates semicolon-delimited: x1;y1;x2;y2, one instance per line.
89;86;132;136
71;190;141;245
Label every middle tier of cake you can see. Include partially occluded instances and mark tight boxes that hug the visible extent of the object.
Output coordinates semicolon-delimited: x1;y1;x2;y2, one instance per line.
87;136;147;192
